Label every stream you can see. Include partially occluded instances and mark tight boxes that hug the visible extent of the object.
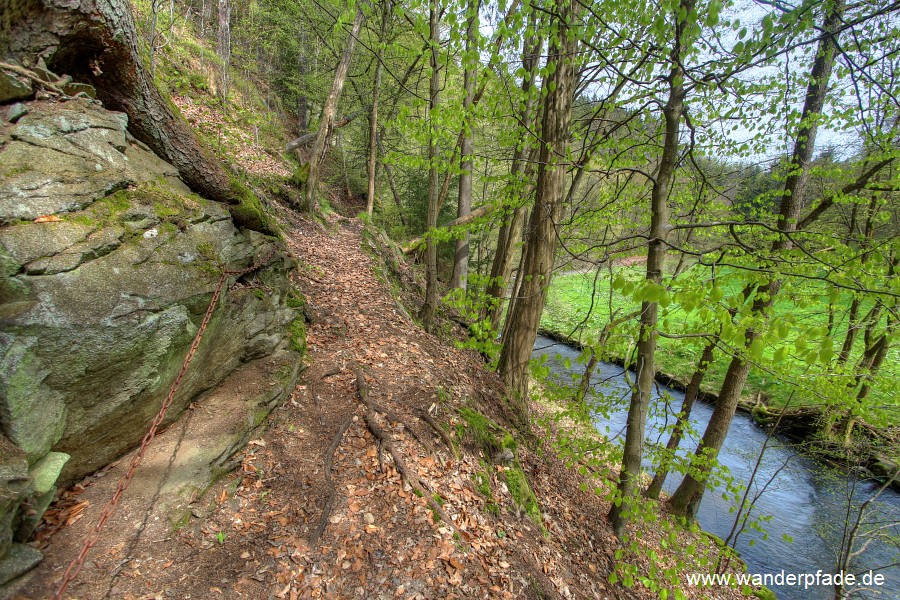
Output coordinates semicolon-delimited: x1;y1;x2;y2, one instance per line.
534;335;900;600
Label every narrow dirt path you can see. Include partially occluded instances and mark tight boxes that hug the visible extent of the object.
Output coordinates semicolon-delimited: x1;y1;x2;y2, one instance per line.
22;213;745;600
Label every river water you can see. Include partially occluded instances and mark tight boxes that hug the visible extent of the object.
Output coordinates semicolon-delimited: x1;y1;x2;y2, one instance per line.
533;336;900;600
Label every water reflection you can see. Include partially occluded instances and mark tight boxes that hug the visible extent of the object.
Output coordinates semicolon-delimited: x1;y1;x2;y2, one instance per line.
534;336;900;600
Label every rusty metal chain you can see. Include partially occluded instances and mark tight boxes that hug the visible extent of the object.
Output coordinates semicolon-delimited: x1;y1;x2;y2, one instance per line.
52;248;277;600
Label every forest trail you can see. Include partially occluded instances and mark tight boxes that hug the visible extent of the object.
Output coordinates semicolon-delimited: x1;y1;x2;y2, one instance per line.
21;211;737;600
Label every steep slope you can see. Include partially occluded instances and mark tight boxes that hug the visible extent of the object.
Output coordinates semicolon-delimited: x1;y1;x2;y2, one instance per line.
23;209;753;600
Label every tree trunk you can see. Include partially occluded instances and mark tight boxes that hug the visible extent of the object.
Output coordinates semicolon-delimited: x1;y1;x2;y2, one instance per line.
1;0;237;205
485;21;542;330
668;0;843;521
297;25;309;133
645;338;716;500
450;0;480;291
607;0;687;538
305;7;365;212
216;0;230;103
496;0;579;427
377;137;407;228
418;0;442;332
366;0;390;217
576;310;641;402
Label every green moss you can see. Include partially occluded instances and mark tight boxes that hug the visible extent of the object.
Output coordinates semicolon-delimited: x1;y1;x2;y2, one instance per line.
458;407;516;457
473;470;501;516
286;289;306;309
229;179;280;237
290;164;309;188
753;586;777;600
2;165;31;178
197;241;216;262
289;314;307;356
473;470;492;498
154;201;180;218
252;406;270;428
504;465;542;527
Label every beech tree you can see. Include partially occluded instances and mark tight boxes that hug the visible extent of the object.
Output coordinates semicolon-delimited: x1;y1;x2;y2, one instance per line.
608;0;692;539
497;0;580;423
304;5;366;212
668;0;847;520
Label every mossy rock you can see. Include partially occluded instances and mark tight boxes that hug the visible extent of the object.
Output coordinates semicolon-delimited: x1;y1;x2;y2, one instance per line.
753;585;777;600
504;465;542;527
290;164;309;188
458;407;517;458
228;180;279;237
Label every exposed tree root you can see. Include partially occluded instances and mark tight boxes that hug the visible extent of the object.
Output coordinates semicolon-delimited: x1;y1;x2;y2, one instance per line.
308;366;463;547
371;402;435;456
0;61;67;95
415;408;458;460
321;368;342;379
310;414;354;547
354;367;466;540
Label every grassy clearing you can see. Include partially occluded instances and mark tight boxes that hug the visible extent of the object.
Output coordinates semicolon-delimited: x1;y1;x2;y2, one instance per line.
542;267;898;428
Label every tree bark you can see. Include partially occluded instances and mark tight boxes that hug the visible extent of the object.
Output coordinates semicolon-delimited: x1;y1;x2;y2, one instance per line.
607;0;687;538
403;204;494;253
645;338;716;500
418;0;442;332
366;0;390;217
305;6;366;212
668;0;844;521
0;0;237;204
216;0;230;103
485;21;542;330
297;25;309;133
496;0;579;427
450;0;480;290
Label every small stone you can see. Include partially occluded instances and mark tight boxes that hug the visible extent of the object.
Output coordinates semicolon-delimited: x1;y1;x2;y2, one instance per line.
5;103;27;123
493;447;515;465
0;72;32;103
30;64;57;84
61;82;97;99
0;544;42;586
143;228;159;239
29;452;70;494
363;512;375;525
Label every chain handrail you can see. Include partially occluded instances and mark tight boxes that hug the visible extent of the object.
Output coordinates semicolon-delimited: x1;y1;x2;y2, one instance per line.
52;248;276;599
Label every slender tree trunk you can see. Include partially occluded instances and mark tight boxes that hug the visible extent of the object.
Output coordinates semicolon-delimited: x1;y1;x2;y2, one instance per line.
450;0;480;290
298;25;309;133
485;22;542;329
576;310;641;402
305;7;366;212
418;0;442;331
496;0;579;427
216;0;230;103
645;338;716;500
376;137;407;227
2;0;237;204
366;0;390;217
149;0;161;76
838;196;877;363
668;0;844;520
607;0;688;538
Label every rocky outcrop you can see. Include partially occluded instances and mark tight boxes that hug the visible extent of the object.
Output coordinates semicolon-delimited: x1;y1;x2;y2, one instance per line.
0;95;302;585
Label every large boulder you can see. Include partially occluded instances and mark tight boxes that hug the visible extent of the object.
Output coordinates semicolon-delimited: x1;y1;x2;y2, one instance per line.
0;97;302;580
0;97;185;221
